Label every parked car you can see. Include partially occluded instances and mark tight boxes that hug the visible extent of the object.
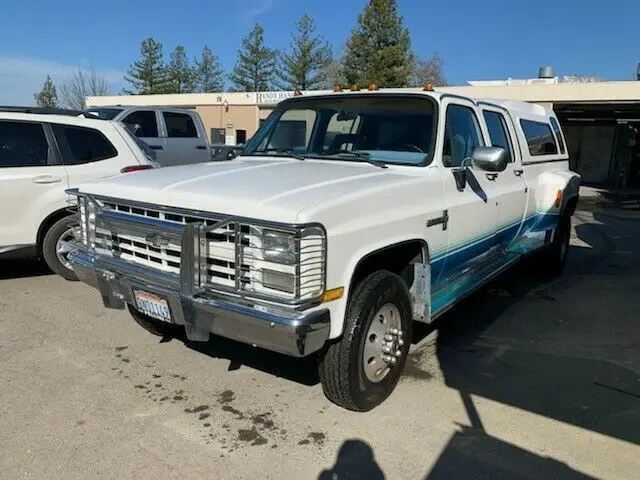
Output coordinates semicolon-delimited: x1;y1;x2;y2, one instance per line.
211;143;243;161
66;90;580;411
0;106;157;280
84;106;210;166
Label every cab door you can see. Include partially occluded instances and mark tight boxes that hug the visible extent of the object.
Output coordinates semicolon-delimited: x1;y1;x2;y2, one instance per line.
479;106;528;247
160;110;210;165
436;99;499;289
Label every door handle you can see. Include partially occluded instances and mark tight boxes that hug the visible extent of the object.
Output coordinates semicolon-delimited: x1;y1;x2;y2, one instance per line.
485;173;498;181
195;145;207;150
32;175;62;184
149;145;163;150
514;169;524;177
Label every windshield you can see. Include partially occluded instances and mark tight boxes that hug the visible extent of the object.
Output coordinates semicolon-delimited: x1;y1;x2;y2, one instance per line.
243;95;436;166
84;107;124;120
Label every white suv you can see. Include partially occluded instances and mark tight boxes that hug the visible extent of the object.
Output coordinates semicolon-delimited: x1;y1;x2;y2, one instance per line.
0;107;156;280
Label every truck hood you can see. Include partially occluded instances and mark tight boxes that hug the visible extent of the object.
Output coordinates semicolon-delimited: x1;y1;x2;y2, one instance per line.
78;156;416;223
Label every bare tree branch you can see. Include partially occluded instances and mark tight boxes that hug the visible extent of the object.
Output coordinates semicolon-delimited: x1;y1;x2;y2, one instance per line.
59;67;110;110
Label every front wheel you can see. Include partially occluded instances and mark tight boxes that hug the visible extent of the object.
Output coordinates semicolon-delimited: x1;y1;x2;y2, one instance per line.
128;304;180;337
42;215;80;281
318;271;413;411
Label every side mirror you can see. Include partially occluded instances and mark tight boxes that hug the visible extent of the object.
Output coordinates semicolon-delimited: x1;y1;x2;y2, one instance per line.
471;146;508;172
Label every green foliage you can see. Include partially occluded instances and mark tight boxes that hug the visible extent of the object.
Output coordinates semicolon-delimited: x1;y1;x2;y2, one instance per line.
230;23;276;92
275;14;332;90
342;0;413;88
34;75;58;107
124;37;171;94
166;45;195;94
195;46;224;93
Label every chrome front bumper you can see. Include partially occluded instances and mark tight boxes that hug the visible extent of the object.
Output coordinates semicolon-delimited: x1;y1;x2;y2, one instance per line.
69;249;330;357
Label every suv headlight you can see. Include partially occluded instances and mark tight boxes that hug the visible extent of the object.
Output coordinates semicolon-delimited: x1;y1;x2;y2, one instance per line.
262;230;296;265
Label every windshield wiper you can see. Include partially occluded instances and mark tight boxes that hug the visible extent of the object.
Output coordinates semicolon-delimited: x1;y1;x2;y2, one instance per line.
250;147;306;161
326;150;388;169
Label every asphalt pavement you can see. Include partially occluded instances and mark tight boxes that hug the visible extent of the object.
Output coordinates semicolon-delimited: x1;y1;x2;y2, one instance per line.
1;202;639;479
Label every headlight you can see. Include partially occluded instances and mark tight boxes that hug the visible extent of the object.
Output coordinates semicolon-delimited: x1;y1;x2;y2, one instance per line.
262;230;296;265
79;196;97;249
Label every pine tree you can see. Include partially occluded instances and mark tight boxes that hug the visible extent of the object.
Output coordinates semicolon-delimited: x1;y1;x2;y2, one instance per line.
230;23;276;92
342;0;413;88
166;45;195;94
34;75;58;107
124;37;170;94
275;15;332;90
195;46;224;93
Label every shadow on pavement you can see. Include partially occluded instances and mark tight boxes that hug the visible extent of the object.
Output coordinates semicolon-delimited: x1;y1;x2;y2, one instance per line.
318;439;385;480
0;248;51;280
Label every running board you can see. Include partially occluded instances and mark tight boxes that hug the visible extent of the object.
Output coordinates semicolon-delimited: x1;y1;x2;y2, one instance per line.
431;251;520;319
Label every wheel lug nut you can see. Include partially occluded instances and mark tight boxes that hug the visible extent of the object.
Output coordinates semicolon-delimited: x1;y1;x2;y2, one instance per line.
389;328;398;335
390;357;397;365
398;339;404;346
395;350;402;357
384;334;394;342
382;346;391;354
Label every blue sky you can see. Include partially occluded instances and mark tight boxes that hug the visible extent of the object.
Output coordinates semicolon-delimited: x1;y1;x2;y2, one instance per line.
1;0;639;104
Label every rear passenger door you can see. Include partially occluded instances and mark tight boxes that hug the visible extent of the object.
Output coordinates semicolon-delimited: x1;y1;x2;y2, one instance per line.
160;111;209;165
120;109;166;164
480;106;528;248
0;120;68;248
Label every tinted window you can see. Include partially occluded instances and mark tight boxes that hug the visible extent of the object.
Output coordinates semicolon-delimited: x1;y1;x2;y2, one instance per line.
122;110;158;137
483;111;513;163
54;125;117;165
84;107;124;120
550;117;566;154
163;112;197;138
0;121;50;167
443;105;484;167
520;120;558;156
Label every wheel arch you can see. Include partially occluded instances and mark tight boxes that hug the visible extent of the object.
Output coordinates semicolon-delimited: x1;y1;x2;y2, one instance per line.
36;206;76;256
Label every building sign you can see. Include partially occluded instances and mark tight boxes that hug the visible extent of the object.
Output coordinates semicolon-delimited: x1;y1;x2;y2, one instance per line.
256;91;299;105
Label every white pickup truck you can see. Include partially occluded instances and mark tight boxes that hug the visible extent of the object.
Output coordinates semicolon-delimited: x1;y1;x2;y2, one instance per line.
67;90;580;411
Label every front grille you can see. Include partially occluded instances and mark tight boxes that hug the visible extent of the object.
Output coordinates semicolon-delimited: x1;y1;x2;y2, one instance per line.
91;200;325;303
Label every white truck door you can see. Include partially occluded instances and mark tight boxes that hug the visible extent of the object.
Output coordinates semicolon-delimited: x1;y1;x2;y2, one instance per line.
0;120;68;250
436;99;500;285
161;111;209;165
121;109;167;165
480;106;528;247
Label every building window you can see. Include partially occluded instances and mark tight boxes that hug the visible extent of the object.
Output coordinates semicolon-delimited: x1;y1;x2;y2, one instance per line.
520;120;558;156
236;129;247;145
211;128;225;144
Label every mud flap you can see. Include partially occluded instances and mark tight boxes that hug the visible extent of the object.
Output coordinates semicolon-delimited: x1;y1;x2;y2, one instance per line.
409;262;431;323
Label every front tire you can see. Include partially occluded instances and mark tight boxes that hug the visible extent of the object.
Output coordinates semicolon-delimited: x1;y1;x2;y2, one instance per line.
318;271;413;411
127;304;180;337
42;215;79;281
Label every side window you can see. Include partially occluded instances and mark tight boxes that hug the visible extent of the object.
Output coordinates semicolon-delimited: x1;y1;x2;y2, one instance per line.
53;125;118;165
442;105;484;167
0;121;50;167
549;117;566;154
163;112;198;138
122;110;158;138
482;110;514;163
520;120;558;156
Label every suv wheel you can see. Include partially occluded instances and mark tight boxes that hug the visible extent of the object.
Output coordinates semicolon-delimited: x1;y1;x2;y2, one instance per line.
42;216;80;281
539;215;571;278
318;271;413;411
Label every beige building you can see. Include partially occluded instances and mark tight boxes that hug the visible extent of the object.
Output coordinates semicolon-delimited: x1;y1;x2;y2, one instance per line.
88;78;640;188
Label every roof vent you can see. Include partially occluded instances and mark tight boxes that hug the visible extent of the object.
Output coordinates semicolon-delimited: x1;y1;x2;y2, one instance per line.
538;66;555;79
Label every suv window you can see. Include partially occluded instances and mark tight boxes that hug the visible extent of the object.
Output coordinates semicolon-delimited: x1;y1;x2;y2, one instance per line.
122;110;158;138
483;110;514;163
549;117;566;154
0;121;50;167
443;105;484;167
163;112;198;138
53;125;117;165
520;120;558;156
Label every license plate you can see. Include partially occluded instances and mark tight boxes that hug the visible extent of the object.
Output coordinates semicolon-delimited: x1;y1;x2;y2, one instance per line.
133;290;172;322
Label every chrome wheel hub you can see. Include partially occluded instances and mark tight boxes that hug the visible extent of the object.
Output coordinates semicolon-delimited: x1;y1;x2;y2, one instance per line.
56;226;80;270
363;303;404;383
